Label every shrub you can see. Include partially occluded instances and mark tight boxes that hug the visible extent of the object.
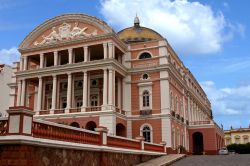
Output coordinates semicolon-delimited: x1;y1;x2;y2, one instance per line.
227;143;250;154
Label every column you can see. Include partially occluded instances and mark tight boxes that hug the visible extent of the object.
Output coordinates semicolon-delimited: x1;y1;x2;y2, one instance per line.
102;69;108;106
19;57;23;71
17;80;22;106
66;73;72;109
117;77;122;108
51;75;57;110
20;79;26;106
40;53;44;69
68;48;73;64
36;76;43;112
84;46;88;62
103;43;108;59
54;51;58;66
82;71;88;109
23;57;28;71
108;69;115;105
108;42;113;59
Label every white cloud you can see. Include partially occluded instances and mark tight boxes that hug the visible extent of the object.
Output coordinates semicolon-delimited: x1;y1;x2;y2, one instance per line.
201;81;250;115
0;47;20;65
100;0;244;55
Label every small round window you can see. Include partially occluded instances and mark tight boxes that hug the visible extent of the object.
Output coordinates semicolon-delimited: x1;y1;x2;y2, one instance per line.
142;73;149;80
139;52;152;59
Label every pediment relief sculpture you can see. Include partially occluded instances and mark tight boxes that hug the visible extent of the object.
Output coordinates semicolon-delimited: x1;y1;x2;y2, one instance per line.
34;22;98;46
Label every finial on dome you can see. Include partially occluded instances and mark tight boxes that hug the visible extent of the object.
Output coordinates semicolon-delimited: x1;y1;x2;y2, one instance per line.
134;13;140;27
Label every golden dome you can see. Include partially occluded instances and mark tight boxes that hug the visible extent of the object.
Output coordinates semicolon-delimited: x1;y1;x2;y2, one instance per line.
118;16;163;43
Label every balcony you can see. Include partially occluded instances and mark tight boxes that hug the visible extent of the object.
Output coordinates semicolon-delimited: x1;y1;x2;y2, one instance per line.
140;109;152;116
36;106;125;116
189;121;211;126
16;59;127;79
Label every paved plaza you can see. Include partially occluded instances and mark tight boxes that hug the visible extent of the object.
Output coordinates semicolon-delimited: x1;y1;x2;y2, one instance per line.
171;154;250;166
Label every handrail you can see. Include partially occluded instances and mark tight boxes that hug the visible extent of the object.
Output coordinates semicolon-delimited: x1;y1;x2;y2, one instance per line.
32;119;100;145
144;142;164;152
189;121;211;125
107;135;141;150
0;119;8;136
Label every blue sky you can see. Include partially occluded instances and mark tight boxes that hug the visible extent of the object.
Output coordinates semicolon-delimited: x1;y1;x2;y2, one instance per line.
0;0;249;130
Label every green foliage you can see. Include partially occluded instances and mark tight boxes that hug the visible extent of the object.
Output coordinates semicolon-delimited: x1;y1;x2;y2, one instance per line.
227;143;250;154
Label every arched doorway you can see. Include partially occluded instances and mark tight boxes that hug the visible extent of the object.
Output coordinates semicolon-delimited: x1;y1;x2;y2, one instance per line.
85;121;97;131
193;132;204;155
70;122;80;128
116;123;126;137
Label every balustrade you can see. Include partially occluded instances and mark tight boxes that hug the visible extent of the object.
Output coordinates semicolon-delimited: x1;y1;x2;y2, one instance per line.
0;119;8;136
107;135;141;150
144;142;165;152
189;120;211;125
32;120;100;145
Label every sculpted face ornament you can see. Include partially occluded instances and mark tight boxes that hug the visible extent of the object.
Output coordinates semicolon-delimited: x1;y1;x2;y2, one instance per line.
34;22;98;46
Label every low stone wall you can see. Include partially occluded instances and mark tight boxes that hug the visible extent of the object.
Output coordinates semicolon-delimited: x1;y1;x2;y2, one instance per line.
0;144;160;166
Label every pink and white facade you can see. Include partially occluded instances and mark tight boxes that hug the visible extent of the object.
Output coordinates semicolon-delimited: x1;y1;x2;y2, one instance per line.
10;14;224;154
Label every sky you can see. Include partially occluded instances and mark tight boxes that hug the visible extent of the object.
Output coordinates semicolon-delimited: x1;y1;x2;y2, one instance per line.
0;0;249;130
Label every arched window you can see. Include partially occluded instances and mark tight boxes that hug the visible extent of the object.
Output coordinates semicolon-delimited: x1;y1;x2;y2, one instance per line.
243;135;249;144
142;125;151;142
235;135;240;144
139;52;152;59
143;91;150;107
70;122;80;128
91;95;98;106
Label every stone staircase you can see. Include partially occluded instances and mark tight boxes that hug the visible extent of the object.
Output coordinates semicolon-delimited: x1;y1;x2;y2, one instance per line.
135;154;186;166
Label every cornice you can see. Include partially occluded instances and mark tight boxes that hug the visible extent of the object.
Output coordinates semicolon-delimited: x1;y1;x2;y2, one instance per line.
16;59;128;79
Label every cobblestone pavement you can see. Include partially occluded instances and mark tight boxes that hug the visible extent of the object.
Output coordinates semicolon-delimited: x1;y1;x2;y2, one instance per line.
171;154;250;166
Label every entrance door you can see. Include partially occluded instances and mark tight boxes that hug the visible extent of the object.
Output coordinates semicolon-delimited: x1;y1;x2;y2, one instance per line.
193;132;204;155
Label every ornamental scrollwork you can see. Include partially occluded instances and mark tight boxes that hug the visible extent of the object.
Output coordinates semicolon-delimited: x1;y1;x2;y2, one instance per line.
34;22;97;46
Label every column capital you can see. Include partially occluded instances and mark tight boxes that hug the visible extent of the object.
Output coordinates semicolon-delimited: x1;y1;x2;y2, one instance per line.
53;50;58;54
108;67;115;72
38;76;42;79
102;68;108;71
52;74;57;78
68;48;73;52
103;42;108;47
83;45;88;49
108;42;113;46
82;70;88;73
67;72;72;76
40;53;44;56
23;56;28;60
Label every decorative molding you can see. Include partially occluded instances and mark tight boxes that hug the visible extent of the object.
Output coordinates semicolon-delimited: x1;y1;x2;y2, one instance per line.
34;22;97;46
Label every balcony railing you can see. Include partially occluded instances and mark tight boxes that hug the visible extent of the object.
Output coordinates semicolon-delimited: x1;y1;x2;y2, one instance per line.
140;109;152;116
115;107;126;115
0;118;8;136
107;135;141;150
69;108;81;113
86;106;101;112
54;109;65;114
189;121;211;125
2;107;166;154
32;119;100;145
39;110;50;115
144;142;165;152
